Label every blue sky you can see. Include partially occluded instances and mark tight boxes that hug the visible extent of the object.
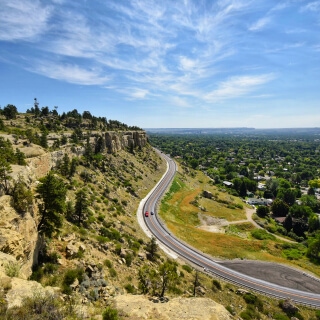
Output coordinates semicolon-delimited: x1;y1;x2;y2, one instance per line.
1;0;320;128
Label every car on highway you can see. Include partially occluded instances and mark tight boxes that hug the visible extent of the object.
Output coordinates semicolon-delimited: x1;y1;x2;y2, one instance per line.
151;211;154;215
145;211;149;217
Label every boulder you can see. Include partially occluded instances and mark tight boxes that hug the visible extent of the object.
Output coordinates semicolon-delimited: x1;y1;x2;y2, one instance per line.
66;243;79;259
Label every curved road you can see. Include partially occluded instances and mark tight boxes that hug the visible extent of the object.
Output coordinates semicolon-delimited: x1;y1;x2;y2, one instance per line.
141;152;320;308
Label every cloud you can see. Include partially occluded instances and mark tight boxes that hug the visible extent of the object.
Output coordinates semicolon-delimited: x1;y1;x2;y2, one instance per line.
171;96;192;108
0;0;52;41
179;56;198;71
204;73;276;102
129;88;149;99
30;61;110;85
301;1;320;12
248;17;271;31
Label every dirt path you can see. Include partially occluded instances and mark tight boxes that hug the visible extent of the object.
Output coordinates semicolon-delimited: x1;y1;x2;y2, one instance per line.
230;206;295;243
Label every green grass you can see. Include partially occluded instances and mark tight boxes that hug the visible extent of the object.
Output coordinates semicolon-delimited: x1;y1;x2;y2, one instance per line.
159;170;320;276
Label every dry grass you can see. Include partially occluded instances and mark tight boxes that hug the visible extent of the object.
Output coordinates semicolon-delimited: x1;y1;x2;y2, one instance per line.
159;169;320;276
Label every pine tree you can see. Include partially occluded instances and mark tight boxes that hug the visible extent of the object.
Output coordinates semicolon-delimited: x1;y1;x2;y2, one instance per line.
75;188;90;225
36;171;66;237
145;236;158;261
0;156;12;194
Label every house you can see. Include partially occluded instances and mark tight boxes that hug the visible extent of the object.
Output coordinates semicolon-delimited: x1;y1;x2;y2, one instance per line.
223;181;233;187
247;198;273;206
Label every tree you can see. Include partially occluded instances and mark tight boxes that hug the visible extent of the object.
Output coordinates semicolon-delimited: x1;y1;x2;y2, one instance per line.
138;265;151;294
308;187;316;196
36;171;66;237
239;180;247;197
309;179;320;189
69;158;78;177
309;214;320;233
60;153;70;177
0;156;12;194
307;232;320;261
292;218;308;237
193;271;200;296
0;118;5;131
289;204;313;220
75;188;90;225
277;188;296;206
15;148;26;165
84;135;93;165
283;214;292;232
256;205;269;218
158;260;179;297
40;106;49;117
300;195;318;212
271;198;289;217
40;131;48;149
11;175;33;213
2;104;18;120
145;236;158;261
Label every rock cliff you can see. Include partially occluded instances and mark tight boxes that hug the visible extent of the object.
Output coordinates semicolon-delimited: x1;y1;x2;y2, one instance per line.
0;196;38;279
105;131;147;153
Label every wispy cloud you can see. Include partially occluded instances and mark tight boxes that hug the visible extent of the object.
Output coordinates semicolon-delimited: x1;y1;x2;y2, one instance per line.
30;61;111;85
204;74;276;103
0;0;52;41
248;17;271;31
301;1;320;13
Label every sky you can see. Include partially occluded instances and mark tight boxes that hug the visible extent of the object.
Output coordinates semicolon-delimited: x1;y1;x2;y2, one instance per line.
0;0;320;129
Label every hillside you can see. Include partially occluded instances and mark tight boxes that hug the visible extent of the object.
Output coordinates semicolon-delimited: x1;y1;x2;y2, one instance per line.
0;104;319;320
0;105;236;319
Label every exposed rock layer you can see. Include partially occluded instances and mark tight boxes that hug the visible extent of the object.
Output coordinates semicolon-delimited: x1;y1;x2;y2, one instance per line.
114;295;232;320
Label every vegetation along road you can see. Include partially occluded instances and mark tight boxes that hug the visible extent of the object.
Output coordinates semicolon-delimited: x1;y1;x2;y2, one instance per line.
141;151;320;308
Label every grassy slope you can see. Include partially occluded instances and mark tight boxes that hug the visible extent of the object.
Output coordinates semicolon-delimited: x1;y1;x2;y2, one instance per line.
159;165;320;277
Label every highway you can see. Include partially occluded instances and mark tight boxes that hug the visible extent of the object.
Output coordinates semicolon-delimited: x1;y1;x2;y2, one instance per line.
142;152;320;308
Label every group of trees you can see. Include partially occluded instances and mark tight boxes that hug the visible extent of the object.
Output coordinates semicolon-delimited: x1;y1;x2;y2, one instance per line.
149;132;320;188
150;131;320;254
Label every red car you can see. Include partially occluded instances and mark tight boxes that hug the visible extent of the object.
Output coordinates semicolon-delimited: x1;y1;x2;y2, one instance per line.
145;211;149;217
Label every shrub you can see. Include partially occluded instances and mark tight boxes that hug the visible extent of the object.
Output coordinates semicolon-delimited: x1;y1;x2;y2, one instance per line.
282;248;304;260
125;253;133;267
43;263;58;275
240;305;261;320
30;266;44;282
102;306;119;320
124;283;135;294
97;235;108;244
3;292;79;319
104;259;112;268
251;229;276;240
62;268;84;294
225;305;235;315
4;261;20;278
273;314;290;320
212;279;222;290
243;293;264;312
109;268;117;278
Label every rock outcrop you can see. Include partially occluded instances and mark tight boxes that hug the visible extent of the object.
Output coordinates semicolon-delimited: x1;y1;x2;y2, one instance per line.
0;196;38;279
105;131;147;153
4;277;59;309
114;295;232;320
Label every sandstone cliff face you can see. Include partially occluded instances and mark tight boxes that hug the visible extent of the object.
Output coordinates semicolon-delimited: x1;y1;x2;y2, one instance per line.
0;196;38;279
105;131;147;153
